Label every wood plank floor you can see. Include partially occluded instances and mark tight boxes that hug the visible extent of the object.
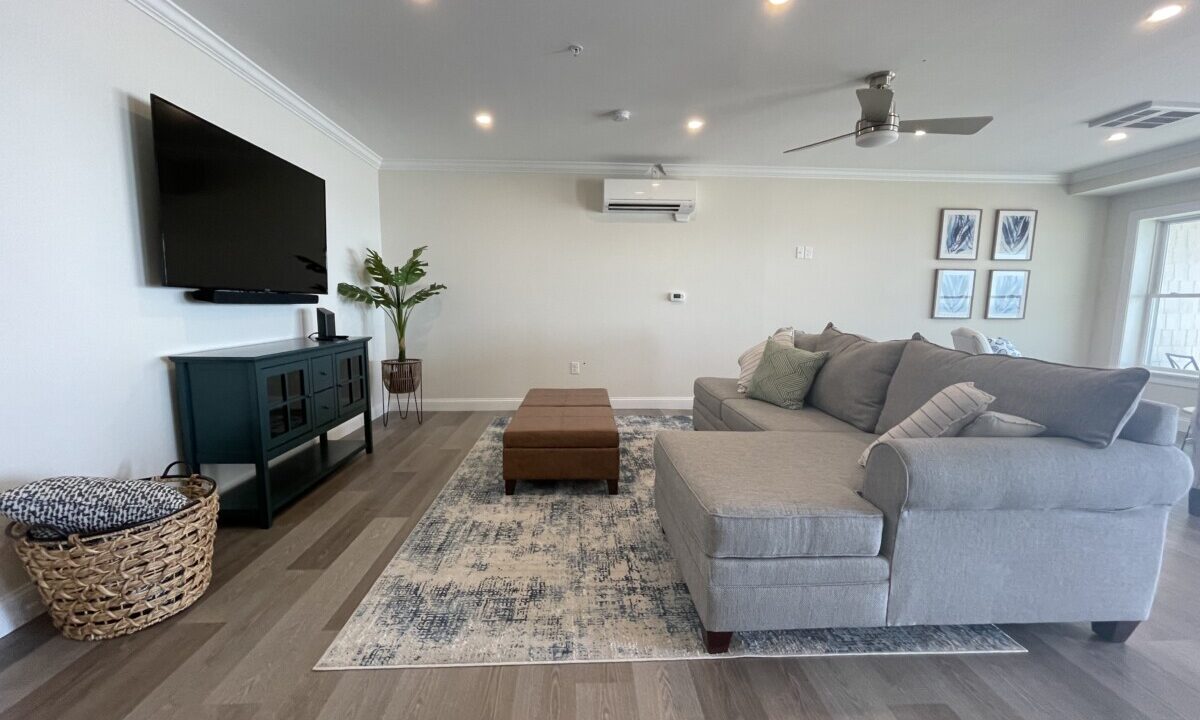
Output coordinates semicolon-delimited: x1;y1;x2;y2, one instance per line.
2;409;1199;720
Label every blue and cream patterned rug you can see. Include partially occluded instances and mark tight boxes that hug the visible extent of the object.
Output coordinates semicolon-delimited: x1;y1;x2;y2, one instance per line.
316;416;1024;669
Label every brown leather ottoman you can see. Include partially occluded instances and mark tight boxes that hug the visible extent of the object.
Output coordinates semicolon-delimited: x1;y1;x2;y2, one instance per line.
503;390;619;495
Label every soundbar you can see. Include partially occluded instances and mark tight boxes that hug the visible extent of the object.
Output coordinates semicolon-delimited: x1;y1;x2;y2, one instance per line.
189;289;319;304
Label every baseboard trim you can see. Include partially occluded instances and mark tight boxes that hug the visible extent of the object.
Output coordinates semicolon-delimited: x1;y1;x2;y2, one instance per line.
421;397;694;411
0;582;43;638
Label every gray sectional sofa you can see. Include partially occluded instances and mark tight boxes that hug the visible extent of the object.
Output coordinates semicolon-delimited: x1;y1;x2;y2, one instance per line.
654;325;1193;653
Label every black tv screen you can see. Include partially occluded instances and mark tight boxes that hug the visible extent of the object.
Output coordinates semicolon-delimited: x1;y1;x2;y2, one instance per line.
151;94;327;294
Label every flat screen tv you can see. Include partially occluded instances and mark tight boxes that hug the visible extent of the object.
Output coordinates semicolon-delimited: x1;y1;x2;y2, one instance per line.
151;94;327;298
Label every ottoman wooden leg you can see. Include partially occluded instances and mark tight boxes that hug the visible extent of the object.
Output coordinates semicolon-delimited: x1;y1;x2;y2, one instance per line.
607;478;619;495
504;478;516;495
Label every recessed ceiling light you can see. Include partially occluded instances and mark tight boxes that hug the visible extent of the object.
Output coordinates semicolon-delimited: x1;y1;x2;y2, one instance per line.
1147;4;1184;22
1107;131;1129;142
474;112;493;128
686;118;705;131
767;0;791;5
913;129;927;136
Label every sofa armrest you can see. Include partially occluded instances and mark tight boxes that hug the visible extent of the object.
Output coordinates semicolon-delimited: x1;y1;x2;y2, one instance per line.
862;436;1192;513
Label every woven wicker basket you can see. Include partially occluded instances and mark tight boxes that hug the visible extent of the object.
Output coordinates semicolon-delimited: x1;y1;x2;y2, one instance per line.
6;464;218;641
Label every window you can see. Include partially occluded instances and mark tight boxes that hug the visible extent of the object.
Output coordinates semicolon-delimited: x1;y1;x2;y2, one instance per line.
1143;217;1200;374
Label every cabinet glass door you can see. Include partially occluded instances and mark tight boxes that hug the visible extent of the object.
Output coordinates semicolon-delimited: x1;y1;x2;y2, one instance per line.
335;350;366;412
260;360;312;446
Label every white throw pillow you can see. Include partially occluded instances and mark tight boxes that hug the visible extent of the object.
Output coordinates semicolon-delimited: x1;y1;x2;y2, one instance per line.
859;382;995;466
737;327;795;392
960;411;1045;438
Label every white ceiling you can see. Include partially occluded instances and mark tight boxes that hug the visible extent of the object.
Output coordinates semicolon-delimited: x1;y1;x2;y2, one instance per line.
171;0;1200;174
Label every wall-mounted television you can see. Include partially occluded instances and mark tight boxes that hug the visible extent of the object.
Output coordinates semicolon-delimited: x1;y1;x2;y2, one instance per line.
150;94;327;302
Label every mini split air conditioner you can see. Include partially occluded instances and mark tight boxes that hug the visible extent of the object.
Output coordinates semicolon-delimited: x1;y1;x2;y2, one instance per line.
603;179;697;222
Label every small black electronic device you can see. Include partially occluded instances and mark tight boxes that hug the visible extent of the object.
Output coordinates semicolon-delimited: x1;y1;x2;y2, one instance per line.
316;308;348;341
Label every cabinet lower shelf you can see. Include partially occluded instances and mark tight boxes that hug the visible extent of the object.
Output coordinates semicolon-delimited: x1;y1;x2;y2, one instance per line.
217;439;366;526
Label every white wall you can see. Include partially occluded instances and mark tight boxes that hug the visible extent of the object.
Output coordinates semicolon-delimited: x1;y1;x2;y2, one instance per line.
0;1;384;634
380;171;1108;405
1089;177;1200;408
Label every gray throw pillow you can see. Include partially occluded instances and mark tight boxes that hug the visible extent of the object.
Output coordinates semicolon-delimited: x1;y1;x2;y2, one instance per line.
804;323;908;432
877;338;1149;448
747;341;829;410
959;411;1046;438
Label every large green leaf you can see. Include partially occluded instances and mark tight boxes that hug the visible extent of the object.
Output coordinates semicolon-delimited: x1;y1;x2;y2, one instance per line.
363;249;396;286
401;282;447;309
338;282;382;307
394;245;430;287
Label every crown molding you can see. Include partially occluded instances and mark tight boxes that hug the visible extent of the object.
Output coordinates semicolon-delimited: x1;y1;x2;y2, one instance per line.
126;0;382;168
379;158;1064;184
1067;138;1200;196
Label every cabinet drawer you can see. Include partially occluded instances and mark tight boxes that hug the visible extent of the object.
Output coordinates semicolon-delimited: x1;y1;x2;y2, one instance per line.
313;388;337;427
311;355;334;392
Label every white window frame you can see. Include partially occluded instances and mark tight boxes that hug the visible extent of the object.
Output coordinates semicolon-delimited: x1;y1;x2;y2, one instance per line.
1139;214;1200;377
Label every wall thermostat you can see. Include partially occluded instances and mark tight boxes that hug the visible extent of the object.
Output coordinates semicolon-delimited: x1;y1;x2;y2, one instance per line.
669;291;687;303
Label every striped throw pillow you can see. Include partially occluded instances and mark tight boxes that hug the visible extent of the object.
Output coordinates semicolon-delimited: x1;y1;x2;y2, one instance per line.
859;382;995;466
737;327;794;392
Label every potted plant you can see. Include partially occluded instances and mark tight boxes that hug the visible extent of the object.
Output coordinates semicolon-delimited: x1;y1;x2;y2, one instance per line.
339;246;446;392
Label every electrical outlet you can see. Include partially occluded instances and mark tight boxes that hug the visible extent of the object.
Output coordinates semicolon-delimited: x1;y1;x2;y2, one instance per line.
569;361;581;375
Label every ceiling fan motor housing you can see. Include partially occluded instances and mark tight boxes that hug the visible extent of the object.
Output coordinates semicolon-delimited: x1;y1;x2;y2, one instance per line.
855;113;900;147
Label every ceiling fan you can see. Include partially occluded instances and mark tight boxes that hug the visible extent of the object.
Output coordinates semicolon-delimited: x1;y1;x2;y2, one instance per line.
783;71;993;154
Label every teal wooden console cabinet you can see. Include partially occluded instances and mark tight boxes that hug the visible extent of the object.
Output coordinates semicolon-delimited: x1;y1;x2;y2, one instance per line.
169;337;373;528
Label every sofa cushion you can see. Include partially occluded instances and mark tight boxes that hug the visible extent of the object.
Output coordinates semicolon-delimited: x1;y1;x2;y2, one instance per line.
694;377;741;420
654;431;881;558
747;342;829;410
877;338;1149;448
720;398;868;433
804;324;908;432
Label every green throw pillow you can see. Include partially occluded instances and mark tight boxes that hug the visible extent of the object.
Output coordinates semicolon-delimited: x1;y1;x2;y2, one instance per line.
747;340;829;410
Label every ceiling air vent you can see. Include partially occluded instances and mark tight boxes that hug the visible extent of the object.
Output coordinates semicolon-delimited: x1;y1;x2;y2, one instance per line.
1088;101;1200;129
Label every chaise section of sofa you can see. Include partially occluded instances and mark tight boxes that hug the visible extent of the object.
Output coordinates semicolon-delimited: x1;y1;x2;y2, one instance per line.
654;430;889;649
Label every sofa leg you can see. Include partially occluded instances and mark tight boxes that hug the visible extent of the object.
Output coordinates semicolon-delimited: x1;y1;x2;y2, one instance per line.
1092;621;1140;643
607;478;619;495
504;478;516;495
704;630;733;654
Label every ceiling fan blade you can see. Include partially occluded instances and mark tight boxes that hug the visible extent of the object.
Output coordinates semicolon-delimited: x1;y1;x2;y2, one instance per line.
856;88;894;122
783;131;858;154
898;116;993;135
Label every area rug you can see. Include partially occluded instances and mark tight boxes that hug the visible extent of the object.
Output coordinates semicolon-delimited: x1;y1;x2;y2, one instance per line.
316;416;1024;669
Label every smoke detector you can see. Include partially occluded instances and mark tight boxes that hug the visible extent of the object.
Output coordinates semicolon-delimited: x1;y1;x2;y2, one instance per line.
612;109;632;122
1088;101;1200;129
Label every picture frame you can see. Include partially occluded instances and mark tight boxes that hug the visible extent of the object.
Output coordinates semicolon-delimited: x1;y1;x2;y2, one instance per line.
937;208;982;260
932;269;976;319
986;269;1030;319
993;209;1037;260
